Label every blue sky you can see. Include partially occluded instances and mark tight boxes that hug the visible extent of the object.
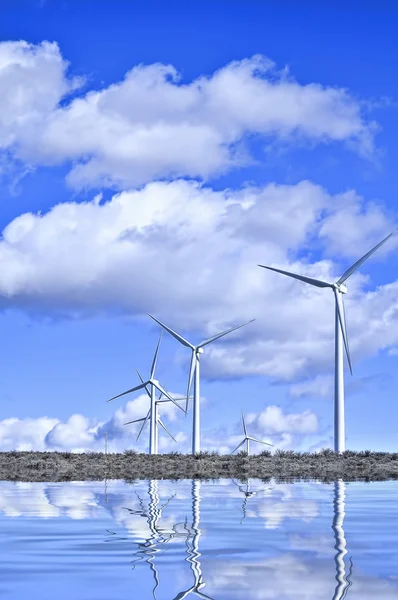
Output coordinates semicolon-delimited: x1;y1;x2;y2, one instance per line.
0;0;398;452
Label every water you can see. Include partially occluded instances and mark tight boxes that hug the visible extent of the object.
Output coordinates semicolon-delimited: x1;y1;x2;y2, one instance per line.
0;478;397;599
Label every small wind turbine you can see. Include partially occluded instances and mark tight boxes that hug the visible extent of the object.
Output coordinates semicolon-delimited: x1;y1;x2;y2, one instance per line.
230;413;273;455
148;314;255;454
107;333;182;454
258;231;395;453
124;377;189;454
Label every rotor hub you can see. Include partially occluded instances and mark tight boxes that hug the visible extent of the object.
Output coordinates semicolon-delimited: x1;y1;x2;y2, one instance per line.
197;347;204;354
333;283;347;294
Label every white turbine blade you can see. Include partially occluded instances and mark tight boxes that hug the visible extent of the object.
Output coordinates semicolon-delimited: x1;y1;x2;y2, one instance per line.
158;418;177;443
152;381;182;411
136;369;151;399
231;439;246;454
137;410;151;441
150;331;163;379
147;314;194;349
107;381;148;402
157;397;186;413
258;264;332;288
241;413;247;437
186;350;196;412
335;290;353;375
198;319;255;348
248;436;273;446
337;231;396;285
124;417;146;425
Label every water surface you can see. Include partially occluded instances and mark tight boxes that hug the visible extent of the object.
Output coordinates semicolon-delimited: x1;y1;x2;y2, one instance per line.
0;478;397;599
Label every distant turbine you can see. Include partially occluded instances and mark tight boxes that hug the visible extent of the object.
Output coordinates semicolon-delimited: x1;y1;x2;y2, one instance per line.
148;314;255;454
259;231;395;453
124;376;189;454
107;332;182;454
230;413;273;455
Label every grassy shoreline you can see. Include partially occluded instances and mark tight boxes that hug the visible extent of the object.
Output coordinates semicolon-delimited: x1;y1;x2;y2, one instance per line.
1;449;398;482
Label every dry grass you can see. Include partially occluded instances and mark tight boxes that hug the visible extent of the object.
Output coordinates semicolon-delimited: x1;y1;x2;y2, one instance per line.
1;448;398;482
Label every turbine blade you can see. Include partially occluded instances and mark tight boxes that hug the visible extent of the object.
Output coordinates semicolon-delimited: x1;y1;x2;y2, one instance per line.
241;413;247;437
124;417;146;425
198;319;255;348
186;350;196;412
335;290;353;375
147;314;194;349
152;381;182;411
158;418;177;442
157;397;186;413
107;381;148;402
150;331;163;379
248;436;273;447
231;439;246;455
337;231;396;285
136;369;151;399
258;264;332;288
137;410;151;441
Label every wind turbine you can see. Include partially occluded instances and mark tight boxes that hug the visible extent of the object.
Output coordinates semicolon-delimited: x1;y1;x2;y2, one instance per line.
148;314;255;454
124;378;189;454
107;333;182;454
259;231;395;453
230;413;273;455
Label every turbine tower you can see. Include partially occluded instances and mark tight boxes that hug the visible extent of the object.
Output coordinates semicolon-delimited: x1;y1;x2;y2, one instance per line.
148;314;255;454
107;333;182;454
124;378;188;454
259;231;395;453
230;413;273;455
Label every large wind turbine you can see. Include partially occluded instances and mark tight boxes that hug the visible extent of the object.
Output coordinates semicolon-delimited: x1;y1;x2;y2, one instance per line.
107;333;182;454
148;314;255;454
230;413;273;455
259;231;395;453
125;378;188;454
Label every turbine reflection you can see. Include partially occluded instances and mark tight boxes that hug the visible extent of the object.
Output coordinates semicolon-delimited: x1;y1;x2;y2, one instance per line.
173;479;214;600
332;480;353;600
232;478;273;524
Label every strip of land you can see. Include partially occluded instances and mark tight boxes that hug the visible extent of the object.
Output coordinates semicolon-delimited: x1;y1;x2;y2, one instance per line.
1;450;398;482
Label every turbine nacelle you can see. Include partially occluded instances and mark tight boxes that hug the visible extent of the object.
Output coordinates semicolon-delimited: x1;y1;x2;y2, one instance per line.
196;347;204;355
333;283;348;294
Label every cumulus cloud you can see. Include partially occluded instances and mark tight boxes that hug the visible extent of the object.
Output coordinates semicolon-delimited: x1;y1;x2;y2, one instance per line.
246;405;318;435
0;393;318;453
0;41;376;189
0;178;396;385
0;392;187;453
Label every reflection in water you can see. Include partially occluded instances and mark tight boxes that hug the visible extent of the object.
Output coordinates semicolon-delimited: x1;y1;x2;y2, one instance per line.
3;479;398;599
332;480;353;600
120;480;178;599
174;480;214;600
232;479;273;524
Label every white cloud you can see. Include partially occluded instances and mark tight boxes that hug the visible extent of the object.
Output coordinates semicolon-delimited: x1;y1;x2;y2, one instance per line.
0;178;396;386
0;42;376;189
0;394;319;453
246;405;319;435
